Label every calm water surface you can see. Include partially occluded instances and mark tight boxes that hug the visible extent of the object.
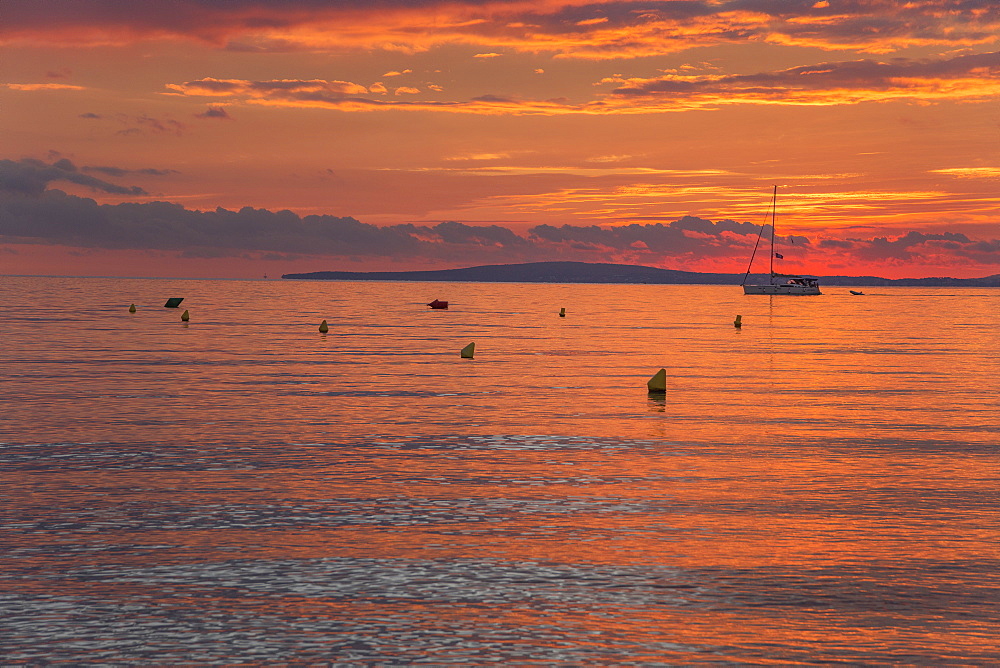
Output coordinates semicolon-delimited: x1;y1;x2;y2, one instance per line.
2;276;998;664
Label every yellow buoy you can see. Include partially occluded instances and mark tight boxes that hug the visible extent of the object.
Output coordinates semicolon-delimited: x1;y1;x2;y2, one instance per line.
559;307;566;317
734;314;742;328
319;319;329;333
128;304;136;313
647;368;667;393
460;342;475;359
181;309;190;322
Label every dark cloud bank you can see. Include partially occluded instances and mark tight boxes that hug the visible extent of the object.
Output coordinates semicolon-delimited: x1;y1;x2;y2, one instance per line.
0;158;764;263
2;158;998;273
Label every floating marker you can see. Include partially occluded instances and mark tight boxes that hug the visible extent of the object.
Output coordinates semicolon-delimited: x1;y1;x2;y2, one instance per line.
428;299;449;309
164;297;184;308
559;307;566;317
460;342;475;359
319;319;329;333
128;303;136;313
181;309;190;322
734;314;742;328
647;368;667;393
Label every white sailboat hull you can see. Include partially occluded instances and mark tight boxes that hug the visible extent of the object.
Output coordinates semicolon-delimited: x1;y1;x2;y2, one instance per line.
743;283;821;295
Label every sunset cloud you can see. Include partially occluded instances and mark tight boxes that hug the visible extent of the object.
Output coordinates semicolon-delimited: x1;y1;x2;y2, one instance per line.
76;112;188;136
931;167;1000;178
121;114;186;136
586;154;638;163
819;231;1000;268
161;50;1000;116
82;165;179;177
166;78;369;98
445;153;511;161
4;83;86;91
5;0;999;59
195;105;233;120
0;158;147;197
605;51;1000;109
165;78;577;114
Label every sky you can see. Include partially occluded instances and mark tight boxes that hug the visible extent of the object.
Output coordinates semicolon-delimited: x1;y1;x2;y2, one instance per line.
2;0;1000;279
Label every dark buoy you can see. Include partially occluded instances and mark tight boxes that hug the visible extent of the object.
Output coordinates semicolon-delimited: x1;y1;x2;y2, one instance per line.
181;310;190;322
128;304;136;313
460;342;475;358
319;319;329;333
734;314;742;328
164;297;184;308
559;308;566;317
647;368;667;394
428;299;448;309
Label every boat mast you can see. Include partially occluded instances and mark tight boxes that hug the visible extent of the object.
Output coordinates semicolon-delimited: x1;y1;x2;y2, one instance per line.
769;185;776;279
740;186;774;286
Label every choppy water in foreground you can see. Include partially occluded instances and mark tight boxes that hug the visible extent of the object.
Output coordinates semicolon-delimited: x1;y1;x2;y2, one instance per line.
2;276;998;664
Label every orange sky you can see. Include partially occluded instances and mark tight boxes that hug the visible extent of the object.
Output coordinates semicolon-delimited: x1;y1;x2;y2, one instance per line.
2;0;1000;279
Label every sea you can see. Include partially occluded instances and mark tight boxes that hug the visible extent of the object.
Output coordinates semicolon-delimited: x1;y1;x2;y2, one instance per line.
2;275;998;665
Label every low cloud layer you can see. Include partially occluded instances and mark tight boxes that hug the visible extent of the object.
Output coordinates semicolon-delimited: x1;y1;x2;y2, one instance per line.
2;158;997;274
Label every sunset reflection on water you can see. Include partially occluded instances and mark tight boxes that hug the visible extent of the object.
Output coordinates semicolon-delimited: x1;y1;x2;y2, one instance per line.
2;277;998;663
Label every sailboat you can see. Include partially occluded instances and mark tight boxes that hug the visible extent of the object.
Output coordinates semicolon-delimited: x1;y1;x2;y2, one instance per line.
741;186;821;295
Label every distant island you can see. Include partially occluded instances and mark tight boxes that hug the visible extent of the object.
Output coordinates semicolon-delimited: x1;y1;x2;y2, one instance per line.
282;261;1000;287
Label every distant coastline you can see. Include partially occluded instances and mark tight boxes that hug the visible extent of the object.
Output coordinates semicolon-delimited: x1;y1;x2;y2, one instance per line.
282;261;1000;287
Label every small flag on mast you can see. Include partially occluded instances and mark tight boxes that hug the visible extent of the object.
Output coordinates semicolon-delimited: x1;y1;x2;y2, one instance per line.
774;252;784;259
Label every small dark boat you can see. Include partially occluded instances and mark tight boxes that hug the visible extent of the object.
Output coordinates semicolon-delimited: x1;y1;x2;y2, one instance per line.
427;299;448;309
164;297;184;308
850;290;864;295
